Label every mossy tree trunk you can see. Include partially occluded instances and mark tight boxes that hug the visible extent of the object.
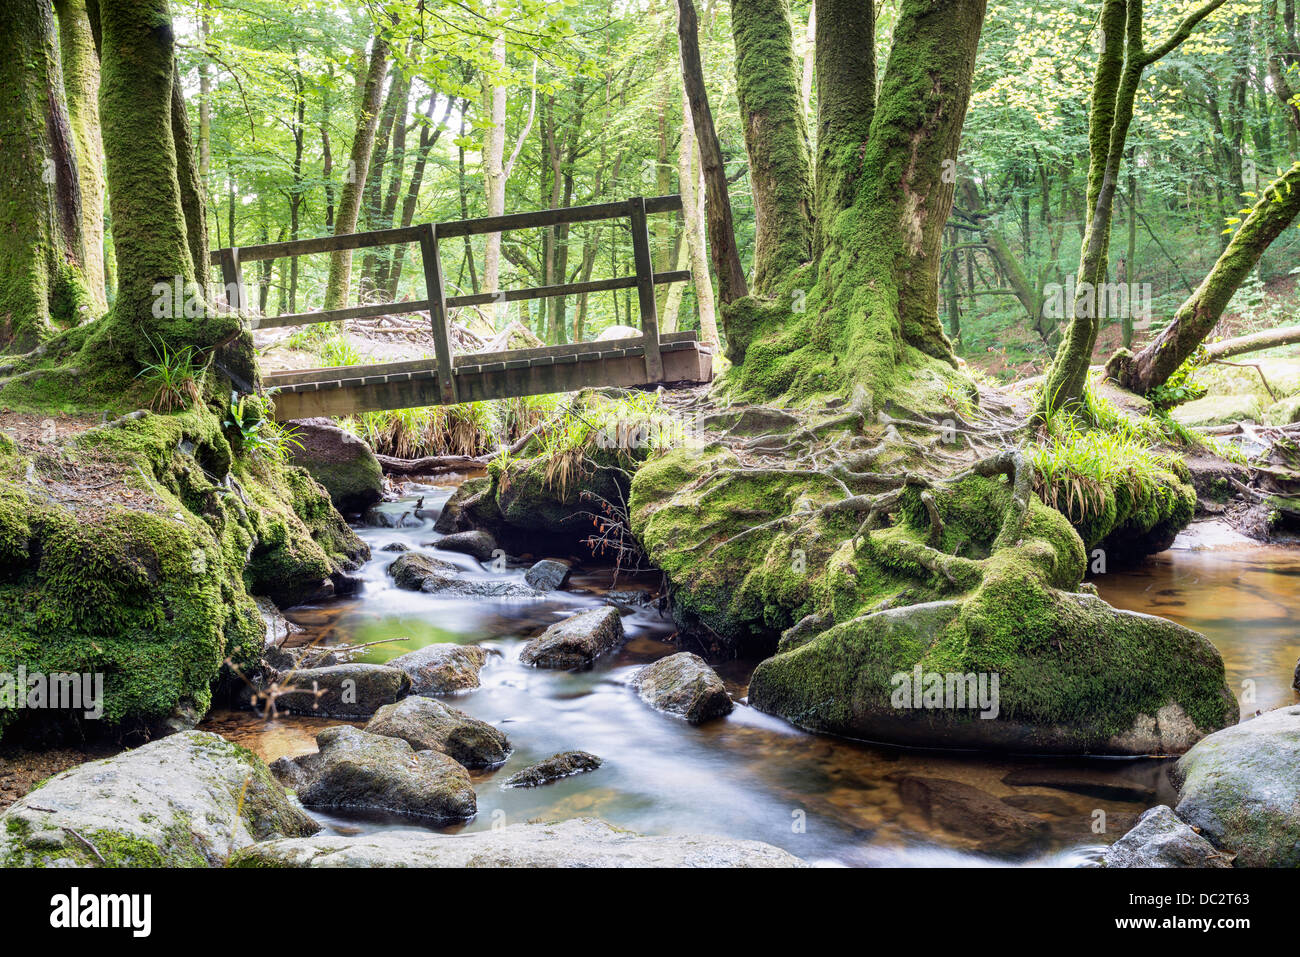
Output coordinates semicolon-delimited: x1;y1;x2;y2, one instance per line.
1108;159;1300;394
1035;0;1228;418
322;32;390;313
0;0;92;352
1105;0;1300;396
729;0;986;397
54;0;106;311
730;0;814;296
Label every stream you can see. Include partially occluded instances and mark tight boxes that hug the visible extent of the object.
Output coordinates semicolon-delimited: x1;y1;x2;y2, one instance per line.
202;485;1300;867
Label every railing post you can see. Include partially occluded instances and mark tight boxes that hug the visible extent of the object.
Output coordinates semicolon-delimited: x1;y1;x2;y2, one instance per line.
217;247;246;312
420;223;458;405
628;196;664;381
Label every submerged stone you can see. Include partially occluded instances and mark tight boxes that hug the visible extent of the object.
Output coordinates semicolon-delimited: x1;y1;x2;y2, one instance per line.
272;663;410;719
388;642;496;694
502;751;602;788
283;725;476;823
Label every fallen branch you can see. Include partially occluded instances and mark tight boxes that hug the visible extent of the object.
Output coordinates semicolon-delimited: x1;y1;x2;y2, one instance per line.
375;453;486;476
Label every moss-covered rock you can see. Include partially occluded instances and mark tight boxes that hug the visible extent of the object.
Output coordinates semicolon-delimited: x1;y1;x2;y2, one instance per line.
630;442;1236;755
286;417;383;515
0;406;368;742
0;731;319;867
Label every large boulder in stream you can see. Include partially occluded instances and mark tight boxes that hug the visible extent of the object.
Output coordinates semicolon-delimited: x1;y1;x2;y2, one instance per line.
386;550;538;598
279;725;476;823
229;817;803;867
0;732;319;867
389;642;497;694
273;663;410;718
433;530;499;562
748;592;1238;756
365;696;510;768
1170;705;1300;867
519;606;626;669
632;652;733;724
1102;806;1233;868
286;417;384;514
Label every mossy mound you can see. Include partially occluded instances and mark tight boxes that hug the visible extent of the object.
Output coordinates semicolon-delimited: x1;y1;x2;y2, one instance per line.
0;406;367;742
630;442;1236;754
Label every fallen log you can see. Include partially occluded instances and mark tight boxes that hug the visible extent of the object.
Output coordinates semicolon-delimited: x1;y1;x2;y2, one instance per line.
375;453;486;476
1205;324;1300;361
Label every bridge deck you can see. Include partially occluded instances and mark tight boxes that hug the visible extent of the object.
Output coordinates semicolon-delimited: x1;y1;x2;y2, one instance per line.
211;195;714;419
265;332;713;419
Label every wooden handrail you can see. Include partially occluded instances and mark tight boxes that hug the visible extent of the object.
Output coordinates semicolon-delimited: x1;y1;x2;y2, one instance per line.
210;194;684;264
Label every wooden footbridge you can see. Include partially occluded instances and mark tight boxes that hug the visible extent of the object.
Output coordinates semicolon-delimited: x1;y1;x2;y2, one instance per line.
210;195;713;420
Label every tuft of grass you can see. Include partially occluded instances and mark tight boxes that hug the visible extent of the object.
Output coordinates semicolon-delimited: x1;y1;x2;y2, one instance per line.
136;337;203;412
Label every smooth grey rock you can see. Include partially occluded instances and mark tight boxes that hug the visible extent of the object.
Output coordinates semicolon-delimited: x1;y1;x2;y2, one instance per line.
524;559;571;591
273;663;410;718
433;530;498;562
519;606;625;669
632;652;732;724
387;551;460;590
1102;805;1233;868
380;542;410;553
365;696;509;768
389;643;496;694
897;776;1050;855
1172;705;1300;867
288;725;475;823
387;550;537;598
0;731;319;867
229;818;804;867
503;751;602;788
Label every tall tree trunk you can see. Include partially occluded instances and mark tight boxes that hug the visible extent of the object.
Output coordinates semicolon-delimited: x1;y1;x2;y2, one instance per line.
1037;0;1228;417
676;0;748;318
55;0;106;311
813;0;873;259
323;32;390;312
730;0;987;401
679;90;719;349
731;0;814;293
0;0;91;351
386;94;453;298
88;0;235;362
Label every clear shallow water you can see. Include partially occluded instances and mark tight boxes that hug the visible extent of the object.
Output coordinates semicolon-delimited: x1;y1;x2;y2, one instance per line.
203;495;1298;867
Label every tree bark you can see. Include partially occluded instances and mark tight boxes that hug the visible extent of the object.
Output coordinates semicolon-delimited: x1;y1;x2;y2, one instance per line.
679;88;720;350
55;0;106;311
812;0;873;258
1108;160;1300;393
731;0;814;294
676;0;748;311
0;0;91;351
323;32;390;312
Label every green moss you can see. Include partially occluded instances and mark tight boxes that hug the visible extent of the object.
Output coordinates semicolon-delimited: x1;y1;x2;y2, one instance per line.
0;405;367;742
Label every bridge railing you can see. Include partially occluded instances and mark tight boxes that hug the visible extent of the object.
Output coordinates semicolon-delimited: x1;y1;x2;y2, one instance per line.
210;195;690;405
